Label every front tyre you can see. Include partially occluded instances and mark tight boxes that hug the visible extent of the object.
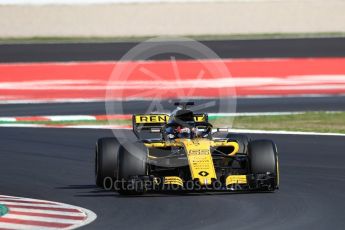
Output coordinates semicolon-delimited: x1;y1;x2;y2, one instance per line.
248;140;279;191
117;142;148;195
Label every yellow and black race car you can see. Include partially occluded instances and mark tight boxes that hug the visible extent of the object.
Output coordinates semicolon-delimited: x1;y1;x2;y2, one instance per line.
95;102;279;195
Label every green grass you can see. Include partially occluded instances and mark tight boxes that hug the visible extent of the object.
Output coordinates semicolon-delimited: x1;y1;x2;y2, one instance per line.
211;112;345;134
1;32;345;44
2;111;345;134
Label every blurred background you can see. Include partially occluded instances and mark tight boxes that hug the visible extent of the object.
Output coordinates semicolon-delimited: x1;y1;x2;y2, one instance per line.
0;1;345;230
0;0;345;38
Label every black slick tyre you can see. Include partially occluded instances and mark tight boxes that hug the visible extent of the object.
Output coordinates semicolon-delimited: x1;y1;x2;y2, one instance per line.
95;138;120;188
248;140;279;190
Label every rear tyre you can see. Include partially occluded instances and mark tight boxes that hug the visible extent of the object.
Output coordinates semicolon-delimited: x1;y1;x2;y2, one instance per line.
248;140;279;190
95;138;120;188
117;142;148;195
226;133;249;154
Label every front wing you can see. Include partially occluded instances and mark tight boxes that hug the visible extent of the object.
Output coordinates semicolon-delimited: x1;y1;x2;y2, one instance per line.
115;173;277;193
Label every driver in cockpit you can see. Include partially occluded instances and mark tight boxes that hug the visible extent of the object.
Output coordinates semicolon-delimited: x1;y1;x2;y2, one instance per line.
166;124;211;139
166;125;193;139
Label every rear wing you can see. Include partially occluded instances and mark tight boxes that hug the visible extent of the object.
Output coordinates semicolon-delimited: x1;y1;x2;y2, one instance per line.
132;113;209;138
132;114;169;138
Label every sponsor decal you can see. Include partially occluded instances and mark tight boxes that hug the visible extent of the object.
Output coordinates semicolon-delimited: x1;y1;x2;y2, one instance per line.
189;149;209;155
134;115;169;124
198;171;209;177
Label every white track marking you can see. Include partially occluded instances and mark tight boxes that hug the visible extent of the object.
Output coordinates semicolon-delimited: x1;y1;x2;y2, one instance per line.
0;58;334;67
0;195;97;230
0;124;48;127
0;111;341;123
0;222;39;229
0;94;345;105
0;73;345;104
0;117;17;122
67;125;132;129
0;195;20;199
0;201;78;209
3;214;83;224
0;75;344;90
228;129;345;137
0;122;344;136
45;115;96;121
0;98;107;104
209;112;307;116
7;208;87;216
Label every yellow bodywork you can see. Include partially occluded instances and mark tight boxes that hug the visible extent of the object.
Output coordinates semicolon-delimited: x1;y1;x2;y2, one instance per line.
177;138;216;185
145;138;239;186
164;176;184;187
226;175;247;186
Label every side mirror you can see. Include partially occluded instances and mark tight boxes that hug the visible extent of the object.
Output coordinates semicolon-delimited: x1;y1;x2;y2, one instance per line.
150;128;161;133
211;128;229;134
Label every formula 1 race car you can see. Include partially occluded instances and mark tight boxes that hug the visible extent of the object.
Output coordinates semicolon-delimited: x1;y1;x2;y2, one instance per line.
95;102;279;194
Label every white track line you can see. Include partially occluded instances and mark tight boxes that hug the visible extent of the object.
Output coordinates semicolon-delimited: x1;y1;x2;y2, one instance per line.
0;111;342;123
0;195;97;230
3;214;83;224
0;222;39;229
0;117;17;122
229;129;345;137
1;75;345;91
0;123;344;137
209;112;306;116
46;115;96;121
0;124;49;128
0;201;78;209
7;208;87;216
0;93;345;105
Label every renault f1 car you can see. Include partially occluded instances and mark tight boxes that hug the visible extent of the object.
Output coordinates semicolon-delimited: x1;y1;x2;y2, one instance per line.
95;102;279;194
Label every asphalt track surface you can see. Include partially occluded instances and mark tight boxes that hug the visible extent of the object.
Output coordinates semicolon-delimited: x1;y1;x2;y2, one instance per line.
0;127;344;230
1;37;345;63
